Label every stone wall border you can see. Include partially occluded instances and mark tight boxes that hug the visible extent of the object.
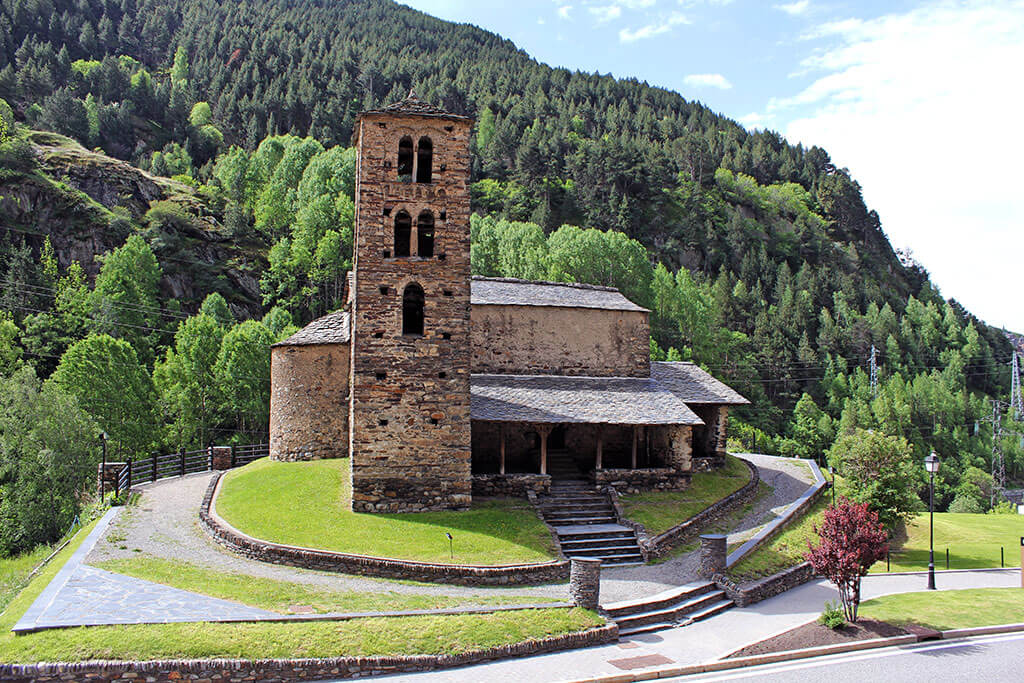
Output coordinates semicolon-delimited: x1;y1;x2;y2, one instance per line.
0;623;618;683
630;457;760;559
200;473;570;586
714;562;816;607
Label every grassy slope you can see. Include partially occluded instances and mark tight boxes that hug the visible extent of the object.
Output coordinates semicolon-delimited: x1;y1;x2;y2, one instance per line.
0;543;59;615
860;588;1024;630
619;453;752;535
0;520;598;664
875;513;1022;573
727;495;828;582
216;458;557;565
95;556;559;613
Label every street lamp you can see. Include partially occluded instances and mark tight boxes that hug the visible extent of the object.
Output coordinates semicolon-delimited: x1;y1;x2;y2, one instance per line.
99;432;109;499
828;465;836;506
925;451;940;590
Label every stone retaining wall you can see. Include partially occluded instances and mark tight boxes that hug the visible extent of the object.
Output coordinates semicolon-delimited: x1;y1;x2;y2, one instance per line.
472;473;551;497
593;468;690;494
0;623;618;683
638;457;760;559
200;474;570;586
714;562;816;607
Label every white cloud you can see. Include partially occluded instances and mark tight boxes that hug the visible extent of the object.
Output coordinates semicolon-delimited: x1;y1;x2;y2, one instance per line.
739;112;770;129
589;5;622;22
619;11;690;42
774;0;810;16
557;4;573;20
683;73;732;89
768;3;1024;329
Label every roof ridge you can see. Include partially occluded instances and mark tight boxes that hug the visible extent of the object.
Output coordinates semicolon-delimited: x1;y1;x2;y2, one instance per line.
471;276;621;293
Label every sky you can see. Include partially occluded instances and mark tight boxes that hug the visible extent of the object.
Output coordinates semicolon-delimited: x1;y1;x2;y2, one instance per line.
399;0;1024;332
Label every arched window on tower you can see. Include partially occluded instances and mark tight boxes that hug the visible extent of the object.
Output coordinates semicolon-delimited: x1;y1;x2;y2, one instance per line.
417;211;434;258
416;137;433;183
397;136;413;180
394;211;411;257
402;283;425;336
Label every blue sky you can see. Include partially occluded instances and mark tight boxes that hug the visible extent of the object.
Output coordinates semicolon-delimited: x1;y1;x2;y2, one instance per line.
401;0;1024;334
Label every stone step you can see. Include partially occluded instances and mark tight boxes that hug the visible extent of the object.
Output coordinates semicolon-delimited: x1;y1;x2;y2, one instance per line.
555;524;635;539
612;592;730;631
563;545;643;557
539;501;611;510
542;495;607;504
559;536;638;550
603;581;718;618
545;515;618;525
587;554;644;565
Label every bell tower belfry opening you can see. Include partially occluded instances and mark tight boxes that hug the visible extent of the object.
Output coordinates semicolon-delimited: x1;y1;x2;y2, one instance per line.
348;92;474;513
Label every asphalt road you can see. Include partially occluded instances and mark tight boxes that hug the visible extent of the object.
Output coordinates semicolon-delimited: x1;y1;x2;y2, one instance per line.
671;632;1024;682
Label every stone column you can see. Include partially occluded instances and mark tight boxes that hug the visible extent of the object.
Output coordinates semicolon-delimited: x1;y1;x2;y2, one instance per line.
537;424;553;475
595;426;603;471
570;557;602;609
698;534;727;578
211;446;234;470
631;426;638;469
499;425;506;476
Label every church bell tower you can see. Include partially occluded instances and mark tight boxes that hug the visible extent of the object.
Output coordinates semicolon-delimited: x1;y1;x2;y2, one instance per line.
348;93;474;513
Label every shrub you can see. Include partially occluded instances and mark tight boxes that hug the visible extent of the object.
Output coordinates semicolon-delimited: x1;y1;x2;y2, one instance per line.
948;494;985;514
819;601;846;629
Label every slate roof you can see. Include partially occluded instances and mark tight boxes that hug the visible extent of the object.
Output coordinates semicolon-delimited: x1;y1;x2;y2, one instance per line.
471;277;648;312
273;310;350;347
359;91;472;121
470;374;703;425
650;362;750;405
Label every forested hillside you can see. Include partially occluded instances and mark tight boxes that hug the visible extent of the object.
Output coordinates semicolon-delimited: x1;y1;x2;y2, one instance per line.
0;0;1020;554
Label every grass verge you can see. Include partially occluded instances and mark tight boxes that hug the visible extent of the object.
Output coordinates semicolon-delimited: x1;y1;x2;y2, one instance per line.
727;494;827;582
619;453;752;536
0;543;60;615
94;556;560;613
860;588;1024;630
1;520;600;664
216;458;557;565
872;513;1022;573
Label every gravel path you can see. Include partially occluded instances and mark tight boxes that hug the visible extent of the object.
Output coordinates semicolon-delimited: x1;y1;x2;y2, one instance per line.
84;455;815;606
85;471;568;602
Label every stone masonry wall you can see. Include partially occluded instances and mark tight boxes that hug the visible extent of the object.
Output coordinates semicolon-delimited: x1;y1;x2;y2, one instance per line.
349;111;474;512
471;304;649;377
270;343;350;461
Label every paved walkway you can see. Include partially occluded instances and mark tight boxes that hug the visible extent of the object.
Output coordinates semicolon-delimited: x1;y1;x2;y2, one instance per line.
14;509;276;633
372;569;1022;683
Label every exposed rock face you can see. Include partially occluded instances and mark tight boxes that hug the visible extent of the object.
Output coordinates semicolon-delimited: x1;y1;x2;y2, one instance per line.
0;131;263;317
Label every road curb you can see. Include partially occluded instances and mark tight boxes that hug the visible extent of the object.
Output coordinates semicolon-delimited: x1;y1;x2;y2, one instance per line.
562;623;1024;682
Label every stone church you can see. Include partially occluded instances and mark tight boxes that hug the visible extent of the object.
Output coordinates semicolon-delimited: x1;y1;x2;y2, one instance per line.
269;94;748;513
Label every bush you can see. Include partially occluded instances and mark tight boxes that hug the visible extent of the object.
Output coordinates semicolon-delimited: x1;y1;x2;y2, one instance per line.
948;494;985;514
819;600;846;629
988;501;1018;515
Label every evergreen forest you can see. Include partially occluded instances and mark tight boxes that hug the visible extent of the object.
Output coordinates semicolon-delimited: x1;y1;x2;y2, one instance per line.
0;0;1020;556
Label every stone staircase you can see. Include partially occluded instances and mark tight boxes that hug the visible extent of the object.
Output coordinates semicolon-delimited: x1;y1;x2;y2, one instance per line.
603;581;734;636
538;479;645;566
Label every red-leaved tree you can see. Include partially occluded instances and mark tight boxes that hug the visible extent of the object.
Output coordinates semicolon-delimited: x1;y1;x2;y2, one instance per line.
805;498;888;622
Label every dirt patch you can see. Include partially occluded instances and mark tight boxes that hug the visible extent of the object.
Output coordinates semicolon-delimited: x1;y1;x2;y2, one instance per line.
726;618;908;658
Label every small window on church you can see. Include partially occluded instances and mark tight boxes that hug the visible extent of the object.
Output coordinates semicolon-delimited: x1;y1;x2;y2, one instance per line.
417;211;434;257
397;136;413;180
403;283;425;336
416;137;433;183
394;211;411;258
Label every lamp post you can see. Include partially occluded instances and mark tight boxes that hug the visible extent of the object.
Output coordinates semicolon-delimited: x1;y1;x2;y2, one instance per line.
828;465;835;506
925;451;940;590
99;431;108;500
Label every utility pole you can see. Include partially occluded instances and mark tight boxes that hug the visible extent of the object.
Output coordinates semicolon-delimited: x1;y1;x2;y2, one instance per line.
869;345;878;398
1011;352;1023;421
992;400;1006;508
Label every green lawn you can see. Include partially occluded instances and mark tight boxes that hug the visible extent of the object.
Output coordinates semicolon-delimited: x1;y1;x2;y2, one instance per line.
216;458;558;565
0;521;601;664
727;495;828;582
873;513;1023;573
619;454;752;535
0;542;60;615
860;588;1024;630
95;556;559;613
